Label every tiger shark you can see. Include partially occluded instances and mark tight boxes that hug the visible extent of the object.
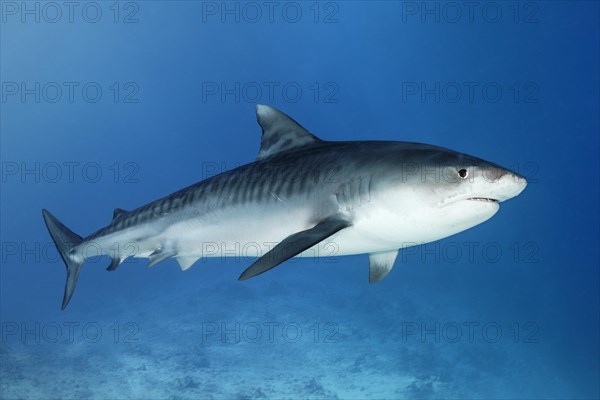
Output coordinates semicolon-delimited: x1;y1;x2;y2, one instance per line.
43;105;527;309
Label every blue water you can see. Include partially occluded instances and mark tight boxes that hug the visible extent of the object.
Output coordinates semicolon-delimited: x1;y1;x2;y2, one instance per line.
1;1;599;399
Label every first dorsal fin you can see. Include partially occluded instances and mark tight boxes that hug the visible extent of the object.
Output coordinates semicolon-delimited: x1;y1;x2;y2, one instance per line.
112;208;128;220
255;105;321;160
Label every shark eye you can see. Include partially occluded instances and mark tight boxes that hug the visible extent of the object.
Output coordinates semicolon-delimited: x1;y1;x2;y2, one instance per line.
458;168;468;179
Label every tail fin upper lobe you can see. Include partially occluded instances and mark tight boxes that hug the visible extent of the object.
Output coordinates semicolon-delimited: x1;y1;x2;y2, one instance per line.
42;209;83;310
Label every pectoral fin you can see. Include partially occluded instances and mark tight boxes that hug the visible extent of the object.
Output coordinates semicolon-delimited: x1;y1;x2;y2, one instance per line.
369;250;398;283
239;216;351;280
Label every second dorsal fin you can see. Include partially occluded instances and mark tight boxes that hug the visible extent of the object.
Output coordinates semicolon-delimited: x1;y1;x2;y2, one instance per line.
255;105;321;160
112;208;128;220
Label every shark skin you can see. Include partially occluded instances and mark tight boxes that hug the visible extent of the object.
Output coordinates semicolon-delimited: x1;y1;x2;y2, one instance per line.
42;105;527;309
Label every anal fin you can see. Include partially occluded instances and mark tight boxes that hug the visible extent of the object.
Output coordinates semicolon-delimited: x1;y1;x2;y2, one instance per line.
369;250;399;283
239;215;351;280
106;257;124;271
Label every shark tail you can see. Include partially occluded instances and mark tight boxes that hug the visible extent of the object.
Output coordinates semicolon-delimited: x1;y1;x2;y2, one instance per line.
42;209;84;310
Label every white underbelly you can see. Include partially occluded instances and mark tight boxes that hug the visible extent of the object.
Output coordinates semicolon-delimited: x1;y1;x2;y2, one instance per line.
94;198;498;263
157;204;467;260
158;204;316;258
305;207;457;256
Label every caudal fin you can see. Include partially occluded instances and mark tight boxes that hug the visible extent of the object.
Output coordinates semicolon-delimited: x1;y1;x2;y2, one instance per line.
42;209;84;310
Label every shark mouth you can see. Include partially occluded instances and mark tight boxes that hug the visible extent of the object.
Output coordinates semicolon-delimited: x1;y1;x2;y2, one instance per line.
467;197;499;203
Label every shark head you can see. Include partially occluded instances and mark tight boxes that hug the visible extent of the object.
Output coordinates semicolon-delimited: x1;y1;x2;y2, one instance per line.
435;157;528;207
372;142;528;243
433;153;527;230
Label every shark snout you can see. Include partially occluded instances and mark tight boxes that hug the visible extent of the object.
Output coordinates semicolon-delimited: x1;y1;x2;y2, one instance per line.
493;171;527;202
